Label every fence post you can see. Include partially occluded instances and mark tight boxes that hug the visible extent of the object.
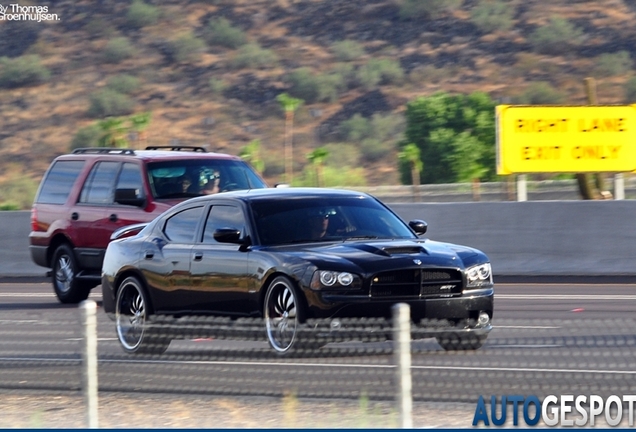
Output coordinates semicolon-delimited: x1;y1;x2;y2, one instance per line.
392;303;412;428
80;299;99;429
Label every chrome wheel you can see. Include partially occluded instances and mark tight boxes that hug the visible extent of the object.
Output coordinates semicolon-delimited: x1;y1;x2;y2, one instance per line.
116;276;169;354
264;277;299;354
51;244;89;304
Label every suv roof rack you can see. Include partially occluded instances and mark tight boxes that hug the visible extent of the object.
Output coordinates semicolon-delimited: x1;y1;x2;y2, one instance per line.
145;145;208;152
72;148;136;155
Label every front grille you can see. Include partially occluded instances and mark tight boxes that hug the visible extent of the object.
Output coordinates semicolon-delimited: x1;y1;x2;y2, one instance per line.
370;268;462;299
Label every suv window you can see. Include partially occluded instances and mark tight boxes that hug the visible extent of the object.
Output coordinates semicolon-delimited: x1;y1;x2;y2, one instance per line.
115;162;145;198
79;161;120;204
36;160;85;204
148;159;266;199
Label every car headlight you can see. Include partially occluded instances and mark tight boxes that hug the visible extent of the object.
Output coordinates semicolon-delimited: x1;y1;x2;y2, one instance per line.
310;270;360;290
465;263;492;288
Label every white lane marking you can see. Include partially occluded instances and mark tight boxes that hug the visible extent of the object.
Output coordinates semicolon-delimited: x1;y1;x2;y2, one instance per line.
0;320;39;323
0;357;634;375
495;325;561;329
497;294;636;300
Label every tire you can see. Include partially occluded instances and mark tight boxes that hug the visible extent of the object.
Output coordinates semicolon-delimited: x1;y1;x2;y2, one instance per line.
263;276;313;355
436;333;487;351
115;276;170;355
51;244;90;304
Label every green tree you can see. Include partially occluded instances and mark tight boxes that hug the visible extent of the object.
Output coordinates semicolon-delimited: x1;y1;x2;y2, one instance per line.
98;117;128;148
400;91;496;184
239;139;265;174
398;143;423;200
307;147;329;187
276;93;303;184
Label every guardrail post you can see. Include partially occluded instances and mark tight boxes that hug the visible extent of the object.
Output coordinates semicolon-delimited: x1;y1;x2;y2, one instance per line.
615;173;625;200
80;299;98;429
392;303;412;428
517;174;527;202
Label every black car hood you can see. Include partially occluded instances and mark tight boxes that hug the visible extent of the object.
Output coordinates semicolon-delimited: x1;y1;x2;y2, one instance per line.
263;239;486;274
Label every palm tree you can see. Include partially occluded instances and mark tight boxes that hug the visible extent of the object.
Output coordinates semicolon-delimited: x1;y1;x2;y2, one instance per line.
276;93;303;184
307;147;329;187
239;139;265;175
398;143;423;201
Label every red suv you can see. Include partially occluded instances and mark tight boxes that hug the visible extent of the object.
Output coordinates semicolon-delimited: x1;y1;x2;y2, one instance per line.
29;146;268;303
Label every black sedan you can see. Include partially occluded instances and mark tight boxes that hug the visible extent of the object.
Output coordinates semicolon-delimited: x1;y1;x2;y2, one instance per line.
101;188;494;355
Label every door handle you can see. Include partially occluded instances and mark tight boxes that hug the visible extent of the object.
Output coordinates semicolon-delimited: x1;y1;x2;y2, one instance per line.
144;251;154;259
109;213;118;222
71;212;79;221
193;252;203;261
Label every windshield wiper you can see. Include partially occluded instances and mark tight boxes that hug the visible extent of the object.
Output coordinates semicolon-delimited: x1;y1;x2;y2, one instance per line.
344;235;379;240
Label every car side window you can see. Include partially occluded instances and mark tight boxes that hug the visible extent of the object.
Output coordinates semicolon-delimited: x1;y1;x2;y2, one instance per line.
79;161;120;204
202;205;244;244
115;162;145;197
36;160;85;204
164;206;204;243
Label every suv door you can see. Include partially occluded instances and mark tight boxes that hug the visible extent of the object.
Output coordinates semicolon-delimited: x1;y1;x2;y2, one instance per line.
75;160;121;270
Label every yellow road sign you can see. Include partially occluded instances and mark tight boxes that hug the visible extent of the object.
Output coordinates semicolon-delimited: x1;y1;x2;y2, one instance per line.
496;105;636;174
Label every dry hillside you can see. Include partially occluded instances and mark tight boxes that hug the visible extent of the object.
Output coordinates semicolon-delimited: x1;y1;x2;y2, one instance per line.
1;0;635;205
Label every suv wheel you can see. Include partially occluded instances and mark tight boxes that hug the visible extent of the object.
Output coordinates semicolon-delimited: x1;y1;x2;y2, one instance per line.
52;244;90;304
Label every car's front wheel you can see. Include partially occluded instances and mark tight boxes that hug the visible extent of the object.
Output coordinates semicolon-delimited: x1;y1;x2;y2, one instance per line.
264;276;310;355
51;244;90;304
115;276;170;355
435;333;487;351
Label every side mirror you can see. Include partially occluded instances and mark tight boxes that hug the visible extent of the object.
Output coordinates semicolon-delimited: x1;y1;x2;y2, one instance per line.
409;219;428;235
114;188;146;207
213;228;243;244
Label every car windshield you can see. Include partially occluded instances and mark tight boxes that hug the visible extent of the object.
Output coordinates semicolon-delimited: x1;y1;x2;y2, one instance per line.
250;196;417;245
148;159;266;199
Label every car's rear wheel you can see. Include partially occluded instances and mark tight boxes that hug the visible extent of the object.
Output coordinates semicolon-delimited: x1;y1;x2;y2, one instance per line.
435;333;487;351
115;276;170;355
264;276;309;355
51;244;90;304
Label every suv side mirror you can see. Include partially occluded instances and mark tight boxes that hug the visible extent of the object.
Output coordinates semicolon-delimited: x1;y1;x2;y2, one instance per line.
409;219;428;235
114;188;146;207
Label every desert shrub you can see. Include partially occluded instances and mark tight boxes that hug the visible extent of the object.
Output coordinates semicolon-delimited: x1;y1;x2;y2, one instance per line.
356;58;404;90
168;33;206;63
594;51;632;77
512;82;565;105
360;138;392;162
70;124;103;150
0;175;39;210
331;40;365;62
470;0;515;33
324;143;361;168
87;89;135;118
398;0;462;20
102;37;135;63
205;18;247;49
229;43;277;69
330;63;356;88
106;74;141;95
339;114;370;141
285;68;339;103
125;0;160;29
294;166;366;187
408;64;447;84
370;113;405;141
624;77;636;103
84;17;116;38
209;77;226;94
528;17;583;55
0;55;50;88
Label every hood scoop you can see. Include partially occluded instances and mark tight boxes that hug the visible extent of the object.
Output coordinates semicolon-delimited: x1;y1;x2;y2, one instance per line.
382;245;426;255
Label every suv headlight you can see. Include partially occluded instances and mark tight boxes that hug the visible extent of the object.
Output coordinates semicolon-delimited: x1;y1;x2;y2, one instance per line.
465;263;493;289
310;270;361;290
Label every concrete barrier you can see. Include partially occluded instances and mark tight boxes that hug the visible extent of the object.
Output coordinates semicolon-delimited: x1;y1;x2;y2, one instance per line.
2;201;636;278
